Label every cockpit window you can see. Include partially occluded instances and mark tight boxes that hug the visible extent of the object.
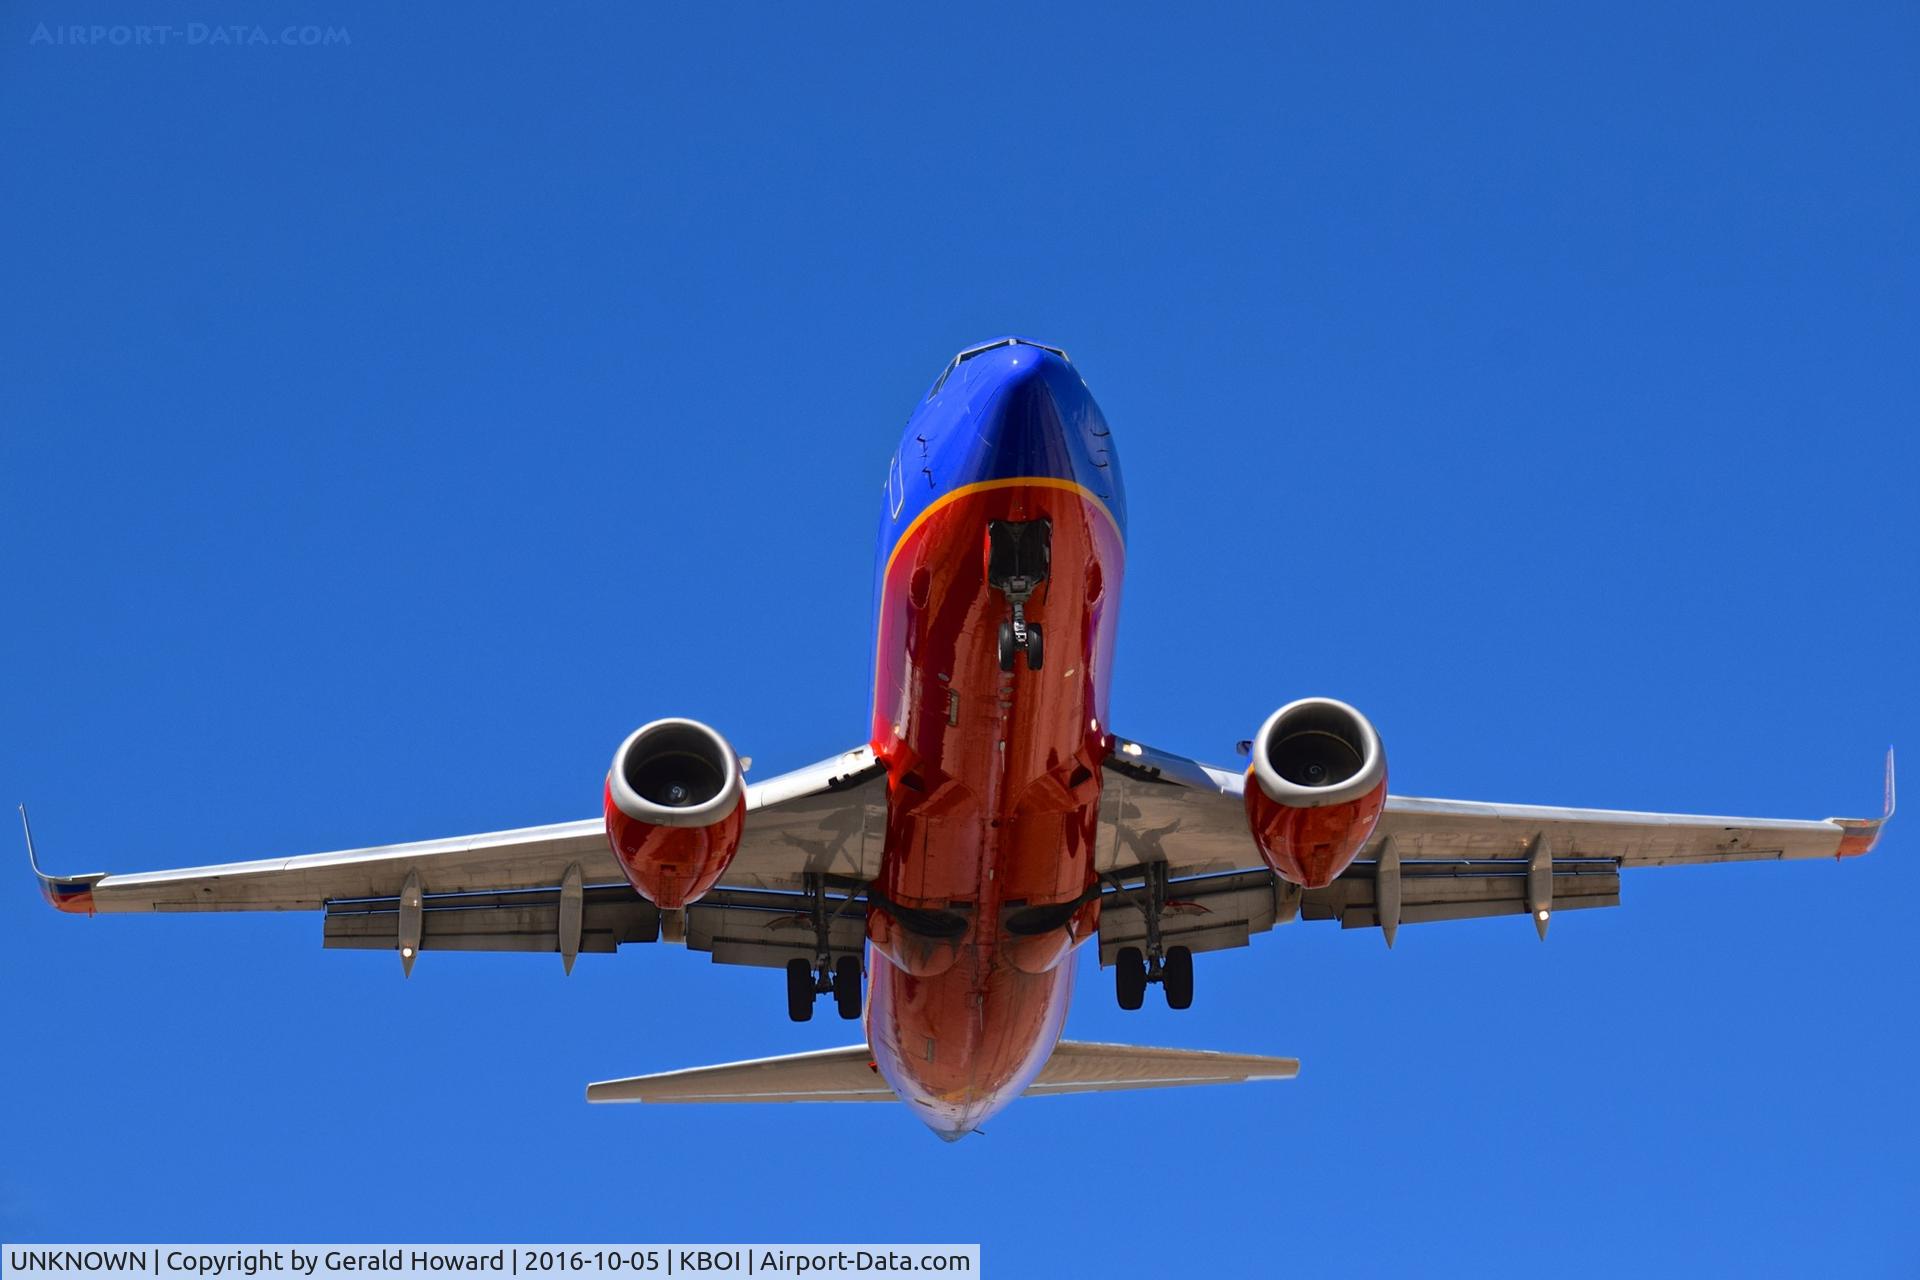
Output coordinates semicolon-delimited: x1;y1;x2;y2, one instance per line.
927;338;1070;400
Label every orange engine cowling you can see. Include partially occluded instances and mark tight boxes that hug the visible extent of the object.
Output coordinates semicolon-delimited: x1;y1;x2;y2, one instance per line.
603;718;747;909
1244;697;1388;889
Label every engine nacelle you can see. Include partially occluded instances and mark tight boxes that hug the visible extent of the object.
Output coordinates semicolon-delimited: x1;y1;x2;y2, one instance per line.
603;718;746;909
1244;697;1388;889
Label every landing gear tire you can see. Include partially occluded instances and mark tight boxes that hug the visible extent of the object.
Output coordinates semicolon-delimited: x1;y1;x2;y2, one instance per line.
1163;945;1194;1010
1115;946;1147;1011
832;954;863;1020
997;620;1044;673
785;958;815;1023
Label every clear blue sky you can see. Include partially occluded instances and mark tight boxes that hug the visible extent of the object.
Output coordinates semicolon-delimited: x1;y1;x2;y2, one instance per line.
2;2;1914;1274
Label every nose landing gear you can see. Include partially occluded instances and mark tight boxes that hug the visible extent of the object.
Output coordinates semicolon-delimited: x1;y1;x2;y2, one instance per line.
988;519;1050;673
1113;861;1195;1011
997;619;1045;674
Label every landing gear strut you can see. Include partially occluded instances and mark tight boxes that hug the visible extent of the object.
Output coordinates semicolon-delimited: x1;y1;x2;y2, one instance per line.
785;874;863;1023
989;519;1050;673
1113;861;1194;1011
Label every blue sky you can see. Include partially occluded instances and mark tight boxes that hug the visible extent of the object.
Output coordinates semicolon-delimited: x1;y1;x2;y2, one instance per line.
2;2;1914;1274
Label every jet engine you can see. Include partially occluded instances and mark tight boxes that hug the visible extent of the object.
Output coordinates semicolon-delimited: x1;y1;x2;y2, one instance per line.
603;718;747;909
1244;697;1387;889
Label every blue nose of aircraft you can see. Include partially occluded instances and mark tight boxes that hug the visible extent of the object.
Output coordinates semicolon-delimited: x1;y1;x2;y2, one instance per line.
942;339;1124;529
970;347;1081;478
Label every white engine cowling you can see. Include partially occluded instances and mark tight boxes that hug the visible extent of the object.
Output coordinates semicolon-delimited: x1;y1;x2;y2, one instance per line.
1243;697;1388;888
602;718;746;909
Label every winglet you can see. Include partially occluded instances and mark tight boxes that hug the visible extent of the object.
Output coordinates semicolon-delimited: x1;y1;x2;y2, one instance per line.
1831;748;1895;858
19;805;104;915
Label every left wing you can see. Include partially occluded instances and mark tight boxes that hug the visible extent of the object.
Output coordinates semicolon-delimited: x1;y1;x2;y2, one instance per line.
25;745;887;972
1096;737;1893;956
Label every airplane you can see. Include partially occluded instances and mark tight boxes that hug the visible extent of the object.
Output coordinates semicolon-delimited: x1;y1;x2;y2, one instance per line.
26;335;1896;1141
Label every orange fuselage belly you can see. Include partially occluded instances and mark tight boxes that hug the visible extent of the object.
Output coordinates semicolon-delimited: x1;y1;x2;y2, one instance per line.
865;480;1123;1137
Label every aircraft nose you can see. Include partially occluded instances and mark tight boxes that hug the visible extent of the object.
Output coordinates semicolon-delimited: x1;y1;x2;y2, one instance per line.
971;348;1090;481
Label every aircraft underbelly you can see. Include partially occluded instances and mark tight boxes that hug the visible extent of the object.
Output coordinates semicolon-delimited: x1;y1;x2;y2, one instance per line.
867;481;1123;1133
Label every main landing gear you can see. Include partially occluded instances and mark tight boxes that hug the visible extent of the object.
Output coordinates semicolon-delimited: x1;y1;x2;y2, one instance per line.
785;874;863;1023
785;954;861;1023
989;519;1050;673
1113;861;1194;1011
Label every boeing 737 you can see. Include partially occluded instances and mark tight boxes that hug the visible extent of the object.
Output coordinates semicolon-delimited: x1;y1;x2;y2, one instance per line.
27;336;1895;1140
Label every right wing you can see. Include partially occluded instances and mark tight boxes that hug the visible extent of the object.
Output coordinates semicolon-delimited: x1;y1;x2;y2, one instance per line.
1096;737;1893;957
26;744;887;972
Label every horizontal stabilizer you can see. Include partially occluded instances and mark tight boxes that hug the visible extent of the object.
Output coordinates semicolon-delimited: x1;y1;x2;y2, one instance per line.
588;1045;887;1104
585;1040;1298;1104
1030;1040;1299;1093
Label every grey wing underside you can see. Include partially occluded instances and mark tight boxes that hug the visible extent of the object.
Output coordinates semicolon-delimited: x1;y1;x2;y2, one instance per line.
29;745;888;972
1092;737;1892;960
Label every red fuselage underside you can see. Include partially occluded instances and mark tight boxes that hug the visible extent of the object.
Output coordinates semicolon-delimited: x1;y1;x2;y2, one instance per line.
865;478;1123;1138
